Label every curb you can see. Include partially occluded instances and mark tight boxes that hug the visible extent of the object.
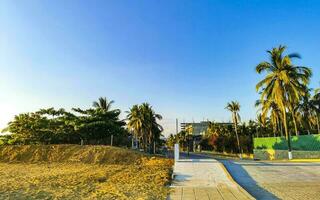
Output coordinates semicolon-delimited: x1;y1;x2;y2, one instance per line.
219;162;256;200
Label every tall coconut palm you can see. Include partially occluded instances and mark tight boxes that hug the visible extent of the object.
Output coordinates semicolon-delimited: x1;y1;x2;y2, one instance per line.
93;97;115;111
127;105;143;149
178;130;188;150
127;103;162;153
140;103;163;153
185;125;193;155
225;101;242;157
92;97;120;145
255;99;282;137
311;88;320;134
297;89;314;134
256;45;312;159
255;113;266;137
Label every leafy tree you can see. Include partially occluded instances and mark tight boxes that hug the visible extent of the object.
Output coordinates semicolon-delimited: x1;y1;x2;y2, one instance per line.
2;98;128;146
201;121;253;153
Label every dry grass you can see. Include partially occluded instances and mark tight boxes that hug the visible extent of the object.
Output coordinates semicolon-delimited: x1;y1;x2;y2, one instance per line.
0;145;173;199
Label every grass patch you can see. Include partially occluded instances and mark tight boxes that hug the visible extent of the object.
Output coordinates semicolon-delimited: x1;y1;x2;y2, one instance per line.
0;145;173;199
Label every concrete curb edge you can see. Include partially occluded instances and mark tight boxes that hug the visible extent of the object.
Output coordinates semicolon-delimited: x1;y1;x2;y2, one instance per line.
218;162;256;200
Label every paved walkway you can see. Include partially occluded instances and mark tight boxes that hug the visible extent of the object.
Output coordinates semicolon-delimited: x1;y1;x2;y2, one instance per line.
221;159;320;200
169;159;254;200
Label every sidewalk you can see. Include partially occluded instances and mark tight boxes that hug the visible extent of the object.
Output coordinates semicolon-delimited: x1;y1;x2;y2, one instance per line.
169;159;254;200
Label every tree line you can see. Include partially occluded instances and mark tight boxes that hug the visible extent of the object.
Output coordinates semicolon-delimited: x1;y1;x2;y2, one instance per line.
167;45;320;155
1;97;164;154
255;45;319;137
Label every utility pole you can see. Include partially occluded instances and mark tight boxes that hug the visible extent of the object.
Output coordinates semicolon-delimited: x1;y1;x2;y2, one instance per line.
176;118;178;134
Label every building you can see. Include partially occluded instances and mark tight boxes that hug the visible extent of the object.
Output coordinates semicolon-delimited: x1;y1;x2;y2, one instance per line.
180;121;209;136
180;121;233;136
180;121;233;152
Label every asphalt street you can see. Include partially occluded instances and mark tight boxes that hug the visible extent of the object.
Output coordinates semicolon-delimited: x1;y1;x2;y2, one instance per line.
182;152;320;200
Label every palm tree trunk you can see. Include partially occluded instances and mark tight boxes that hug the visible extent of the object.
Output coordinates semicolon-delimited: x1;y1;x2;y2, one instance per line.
277;119;281;137
149;130;153;154
280;122;284;137
308;120;312;135
283;107;292;159
283;110;289;139
316;114;320;135
143;133;147;152
291;110;299;136
234;124;242;156
233;112;242;158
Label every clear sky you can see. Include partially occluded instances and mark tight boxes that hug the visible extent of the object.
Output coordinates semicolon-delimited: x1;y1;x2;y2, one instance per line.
1;0;320;136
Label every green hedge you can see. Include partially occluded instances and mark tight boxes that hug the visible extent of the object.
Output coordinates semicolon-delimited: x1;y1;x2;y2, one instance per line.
254;134;320;151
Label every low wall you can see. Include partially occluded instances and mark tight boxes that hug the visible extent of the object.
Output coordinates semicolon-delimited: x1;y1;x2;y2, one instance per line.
254;135;320;151
254;149;320;160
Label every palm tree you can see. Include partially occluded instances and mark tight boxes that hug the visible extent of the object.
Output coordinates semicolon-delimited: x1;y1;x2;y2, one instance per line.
256;45;312;159
127;103;162;153
225;101;242;158
92;97;120;145
93;97;115;111
127;105;143;149
255;100;282;137
297;89;314;134
140;103;163;153
185;125;193;155
311;88;320;134
178;130;188;150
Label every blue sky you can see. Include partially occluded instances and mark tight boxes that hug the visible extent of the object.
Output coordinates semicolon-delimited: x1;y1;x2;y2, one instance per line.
1;0;320;136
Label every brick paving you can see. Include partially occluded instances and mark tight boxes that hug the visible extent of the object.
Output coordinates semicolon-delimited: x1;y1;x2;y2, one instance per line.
168;159;254;200
221;160;320;200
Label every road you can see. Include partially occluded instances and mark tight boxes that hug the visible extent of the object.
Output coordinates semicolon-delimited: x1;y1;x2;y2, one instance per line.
221;159;320;200
184;152;320;200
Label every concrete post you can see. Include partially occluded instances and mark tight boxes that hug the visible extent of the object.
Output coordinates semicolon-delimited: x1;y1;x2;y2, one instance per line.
111;135;113;146
174;143;179;162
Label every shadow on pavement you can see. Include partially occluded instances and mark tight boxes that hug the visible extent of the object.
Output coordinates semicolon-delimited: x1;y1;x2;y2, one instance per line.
239;162;320;167
220;160;279;200
179;152;213;159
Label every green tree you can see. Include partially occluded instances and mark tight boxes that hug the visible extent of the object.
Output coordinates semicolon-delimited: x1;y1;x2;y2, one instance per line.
311;88;320;134
255;100;282;137
225;101;242;157
2;100;127;146
127;105;144;149
256;45;312;158
127;103;163;153
92;97;116;112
